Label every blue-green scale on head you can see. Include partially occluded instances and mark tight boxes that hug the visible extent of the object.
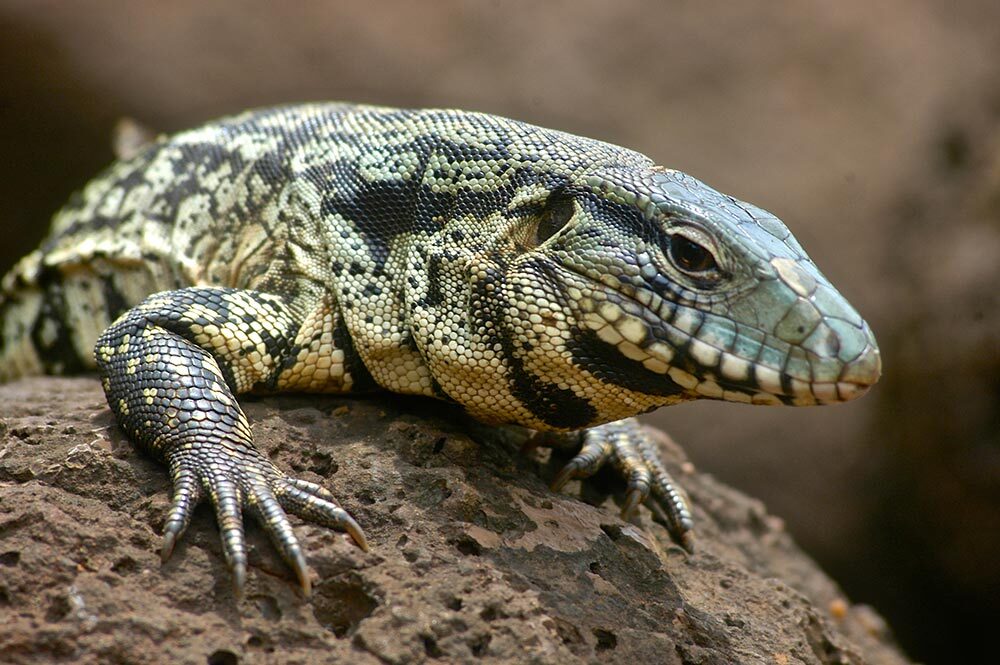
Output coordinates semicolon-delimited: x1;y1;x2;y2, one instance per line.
495;163;882;428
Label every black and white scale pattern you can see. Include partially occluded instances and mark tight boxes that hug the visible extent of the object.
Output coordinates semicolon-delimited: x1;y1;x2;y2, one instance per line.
0;104;881;593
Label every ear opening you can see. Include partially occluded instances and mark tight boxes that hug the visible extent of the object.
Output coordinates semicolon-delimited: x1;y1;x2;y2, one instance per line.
531;189;576;247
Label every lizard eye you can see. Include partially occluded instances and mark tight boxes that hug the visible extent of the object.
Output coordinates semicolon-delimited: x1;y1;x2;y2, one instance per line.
533;193;575;245
668;234;718;274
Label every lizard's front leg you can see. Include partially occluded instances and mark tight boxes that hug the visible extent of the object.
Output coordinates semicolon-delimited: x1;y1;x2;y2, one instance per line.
547;418;695;552
95;287;366;596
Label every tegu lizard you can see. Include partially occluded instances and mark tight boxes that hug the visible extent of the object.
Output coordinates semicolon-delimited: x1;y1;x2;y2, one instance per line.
0;104;881;595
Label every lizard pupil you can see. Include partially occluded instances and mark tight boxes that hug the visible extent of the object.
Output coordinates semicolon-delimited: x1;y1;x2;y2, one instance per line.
669;235;717;273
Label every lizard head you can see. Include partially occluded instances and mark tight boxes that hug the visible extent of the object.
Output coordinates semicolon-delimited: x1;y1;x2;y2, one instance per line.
508;166;881;415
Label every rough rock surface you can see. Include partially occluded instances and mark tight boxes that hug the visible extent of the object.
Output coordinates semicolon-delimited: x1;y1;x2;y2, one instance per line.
3;4;999;661
0;377;910;665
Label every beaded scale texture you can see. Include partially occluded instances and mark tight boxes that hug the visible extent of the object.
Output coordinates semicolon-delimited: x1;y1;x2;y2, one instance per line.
0;104;881;595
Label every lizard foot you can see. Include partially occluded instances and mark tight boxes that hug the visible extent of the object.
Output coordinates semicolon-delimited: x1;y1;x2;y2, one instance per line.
549;418;695;552
160;448;367;598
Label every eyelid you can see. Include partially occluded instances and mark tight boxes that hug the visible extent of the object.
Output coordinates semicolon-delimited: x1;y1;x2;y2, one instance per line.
667;223;716;249
661;223;726;283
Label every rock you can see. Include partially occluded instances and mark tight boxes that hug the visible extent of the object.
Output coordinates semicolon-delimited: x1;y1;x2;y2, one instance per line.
0;377;911;664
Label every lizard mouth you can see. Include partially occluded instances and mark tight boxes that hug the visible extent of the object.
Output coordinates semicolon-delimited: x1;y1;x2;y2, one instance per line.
569;277;880;406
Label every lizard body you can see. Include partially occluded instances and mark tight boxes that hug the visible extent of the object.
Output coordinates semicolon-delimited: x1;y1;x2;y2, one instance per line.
0;103;881;594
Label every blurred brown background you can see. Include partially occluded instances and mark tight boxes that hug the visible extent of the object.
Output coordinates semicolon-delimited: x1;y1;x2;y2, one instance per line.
1;1;997;662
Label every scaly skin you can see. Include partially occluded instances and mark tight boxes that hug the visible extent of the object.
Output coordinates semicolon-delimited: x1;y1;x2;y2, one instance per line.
0;103;881;595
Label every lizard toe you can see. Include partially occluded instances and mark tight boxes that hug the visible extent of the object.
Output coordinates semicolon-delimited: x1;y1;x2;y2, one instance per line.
620;469;652;519
634;434;694;544
551;418;695;551
277;480;369;552
161;466;203;563
246;482;312;596
208;476;249;598
550;435;613;491
606;433;653;519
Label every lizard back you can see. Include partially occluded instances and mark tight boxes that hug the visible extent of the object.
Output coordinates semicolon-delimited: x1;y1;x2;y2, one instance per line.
0;103;653;396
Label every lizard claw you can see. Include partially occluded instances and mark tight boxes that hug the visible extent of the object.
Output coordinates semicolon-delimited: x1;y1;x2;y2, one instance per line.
279;477;369;552
549;418;694;549
549;435;612;492
645;497;696;554
160;466;203;563
161;448;366;597
621;485;647;519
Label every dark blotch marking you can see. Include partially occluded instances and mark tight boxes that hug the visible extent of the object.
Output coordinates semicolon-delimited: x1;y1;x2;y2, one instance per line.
577;191;653;244
30;271;86;374
423;254;446;306
512;370;596;429
488;258;597;429
317;136;537;270
318;157;426;269
331;315;379;393
569;328;686;398
100;275;132;322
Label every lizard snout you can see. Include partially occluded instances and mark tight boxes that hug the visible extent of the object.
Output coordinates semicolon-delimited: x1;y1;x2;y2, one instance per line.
832;325;881;401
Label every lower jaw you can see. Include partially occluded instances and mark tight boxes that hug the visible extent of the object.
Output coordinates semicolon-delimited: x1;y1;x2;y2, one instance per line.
674;367;871;406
